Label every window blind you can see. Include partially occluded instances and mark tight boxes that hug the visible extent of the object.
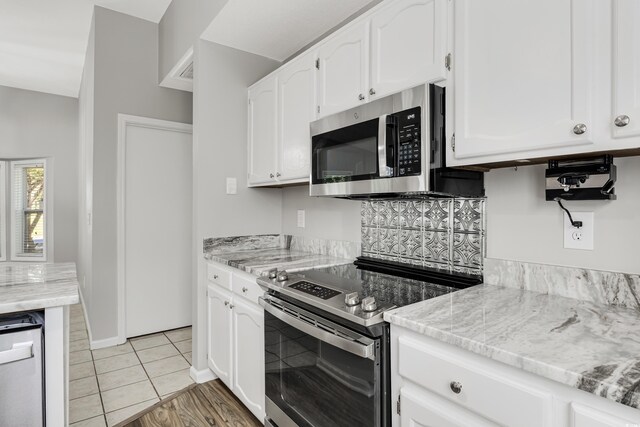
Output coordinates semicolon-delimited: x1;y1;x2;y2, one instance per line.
11;161;46;259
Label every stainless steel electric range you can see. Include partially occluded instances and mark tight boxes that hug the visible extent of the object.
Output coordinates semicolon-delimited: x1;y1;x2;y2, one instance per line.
257;258;481;427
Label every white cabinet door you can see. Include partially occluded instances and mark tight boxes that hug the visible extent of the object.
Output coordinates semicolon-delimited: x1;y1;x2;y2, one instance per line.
278;52;316;181
400;386;497;427
370;0;447;99
248;75;278;186
317;20;370;117
207;285;233;388
570;402;640;427
451;0;597;162
232;298;265;421
612;0;640;140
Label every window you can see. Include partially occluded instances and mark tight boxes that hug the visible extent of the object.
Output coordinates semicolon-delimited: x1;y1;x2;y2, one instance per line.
4;159;49;261
0;162;6;262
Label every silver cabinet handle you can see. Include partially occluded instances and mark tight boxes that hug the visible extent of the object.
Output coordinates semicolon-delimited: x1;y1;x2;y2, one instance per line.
276;172;281;177
358;94;365;101
369;88;376;96
213;274;219;279
614;115;630;127
259;296;376;360
224;301;229;306
242;287;248;293
229;304;234;309
450;381;463;394
269;173;274;178
0;342;33;365
573;123;587;135
449;381;462;394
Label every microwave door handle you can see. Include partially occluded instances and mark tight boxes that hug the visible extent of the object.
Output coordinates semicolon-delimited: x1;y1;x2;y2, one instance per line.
378;114;393;177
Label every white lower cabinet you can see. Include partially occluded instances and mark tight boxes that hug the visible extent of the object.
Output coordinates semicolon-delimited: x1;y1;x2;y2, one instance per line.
207;263;265;422
207;285;233;386
232;297;265;419
400;385;497;427
392;326;640;427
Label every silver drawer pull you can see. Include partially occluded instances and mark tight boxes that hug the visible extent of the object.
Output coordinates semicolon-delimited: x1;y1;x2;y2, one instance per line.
573;123;587;135
0;342;33;365
213;274;219;279
224;301;229;306
242;287;248;293
450;381;463;394
614;115;630;127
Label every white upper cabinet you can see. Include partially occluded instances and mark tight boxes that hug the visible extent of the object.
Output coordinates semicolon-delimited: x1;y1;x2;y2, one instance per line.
611;0;640;140
317;19;370;117
370;0;447;99
450;0;597;163
248;74;278;186
278;51;316;181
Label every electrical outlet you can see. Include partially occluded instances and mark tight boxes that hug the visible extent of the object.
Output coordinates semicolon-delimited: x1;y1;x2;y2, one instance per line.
563;212;594;250
226;177;237;195
297;210;305;228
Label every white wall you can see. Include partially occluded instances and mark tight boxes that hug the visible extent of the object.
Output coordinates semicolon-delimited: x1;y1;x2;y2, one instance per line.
192;39;282;372
281;186;361;243
0;85;79;263
485;156;640;275
79;7;194;344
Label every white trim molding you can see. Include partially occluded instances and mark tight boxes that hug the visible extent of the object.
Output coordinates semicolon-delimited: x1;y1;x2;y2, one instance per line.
190;366;217;384
116;114;193;344
0;161;6;262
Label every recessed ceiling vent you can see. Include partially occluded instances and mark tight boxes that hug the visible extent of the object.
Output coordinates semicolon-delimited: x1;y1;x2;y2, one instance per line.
159;47;194;92
179;62;194;80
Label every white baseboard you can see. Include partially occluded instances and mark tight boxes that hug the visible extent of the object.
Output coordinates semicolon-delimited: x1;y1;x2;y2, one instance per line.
190;366;217;384
90;336;125;350
79;289;126;350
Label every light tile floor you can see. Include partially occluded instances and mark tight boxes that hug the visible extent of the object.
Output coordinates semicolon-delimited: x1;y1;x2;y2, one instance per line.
68;303;194;426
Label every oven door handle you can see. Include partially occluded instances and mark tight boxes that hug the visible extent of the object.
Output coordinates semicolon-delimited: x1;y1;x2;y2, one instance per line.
259;297;376;360
378;114;393;177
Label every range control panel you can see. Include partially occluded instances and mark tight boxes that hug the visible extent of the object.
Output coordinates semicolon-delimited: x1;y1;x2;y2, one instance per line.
289;281;341;300
396;106;421;177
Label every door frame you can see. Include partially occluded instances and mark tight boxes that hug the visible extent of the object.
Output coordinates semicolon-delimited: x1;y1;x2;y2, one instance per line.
116;114;193;343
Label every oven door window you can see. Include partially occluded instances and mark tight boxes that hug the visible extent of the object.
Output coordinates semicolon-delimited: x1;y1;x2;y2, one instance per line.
265;311;380;427
311;118;379;184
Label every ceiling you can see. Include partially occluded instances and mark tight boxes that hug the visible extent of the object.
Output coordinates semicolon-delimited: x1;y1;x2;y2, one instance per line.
201;0;376;62
0;0;172;98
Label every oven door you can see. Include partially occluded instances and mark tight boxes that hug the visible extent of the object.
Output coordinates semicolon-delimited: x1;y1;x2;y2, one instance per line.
259;295;382;427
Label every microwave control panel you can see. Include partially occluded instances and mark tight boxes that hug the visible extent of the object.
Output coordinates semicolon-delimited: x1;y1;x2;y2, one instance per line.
396;107;421;176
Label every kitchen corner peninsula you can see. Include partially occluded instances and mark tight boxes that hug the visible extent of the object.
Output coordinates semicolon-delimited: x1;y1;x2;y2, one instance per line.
0;262;80;427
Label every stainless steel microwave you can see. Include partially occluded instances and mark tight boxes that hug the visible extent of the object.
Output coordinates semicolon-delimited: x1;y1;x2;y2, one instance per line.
309;84;484;198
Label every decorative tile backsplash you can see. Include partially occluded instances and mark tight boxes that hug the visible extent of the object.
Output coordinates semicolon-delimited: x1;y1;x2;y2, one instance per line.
361;198;486;275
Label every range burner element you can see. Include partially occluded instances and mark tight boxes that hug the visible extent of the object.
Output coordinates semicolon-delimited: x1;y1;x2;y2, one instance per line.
288;281;341;300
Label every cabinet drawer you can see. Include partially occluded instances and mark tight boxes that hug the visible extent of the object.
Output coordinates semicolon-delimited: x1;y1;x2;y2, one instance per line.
398;336;553;427
207;263;232;290
232;271;263;305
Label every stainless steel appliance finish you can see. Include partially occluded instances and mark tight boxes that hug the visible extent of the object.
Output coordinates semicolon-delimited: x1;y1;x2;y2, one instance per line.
310;85;428;197
0;311;45;427
257;270;391;327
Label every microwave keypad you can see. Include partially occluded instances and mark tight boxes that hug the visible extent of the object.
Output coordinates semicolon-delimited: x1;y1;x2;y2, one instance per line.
398;123;421;176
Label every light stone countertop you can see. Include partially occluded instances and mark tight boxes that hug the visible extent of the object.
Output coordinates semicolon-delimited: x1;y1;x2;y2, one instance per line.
205;247;353;277
0;262;80;314
384;284;640;409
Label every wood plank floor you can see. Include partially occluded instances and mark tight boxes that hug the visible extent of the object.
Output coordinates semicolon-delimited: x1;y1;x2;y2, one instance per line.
119;380;262;427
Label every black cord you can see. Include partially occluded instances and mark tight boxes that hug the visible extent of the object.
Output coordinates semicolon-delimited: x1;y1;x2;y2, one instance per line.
555;198;582;228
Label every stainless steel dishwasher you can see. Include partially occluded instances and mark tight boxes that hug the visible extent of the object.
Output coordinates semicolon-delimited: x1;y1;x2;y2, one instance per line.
0;311;45;427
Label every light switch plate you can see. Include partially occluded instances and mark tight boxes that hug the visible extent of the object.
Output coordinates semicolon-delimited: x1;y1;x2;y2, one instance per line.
297;210;305;228
563;212;594;250
226;177;237;195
